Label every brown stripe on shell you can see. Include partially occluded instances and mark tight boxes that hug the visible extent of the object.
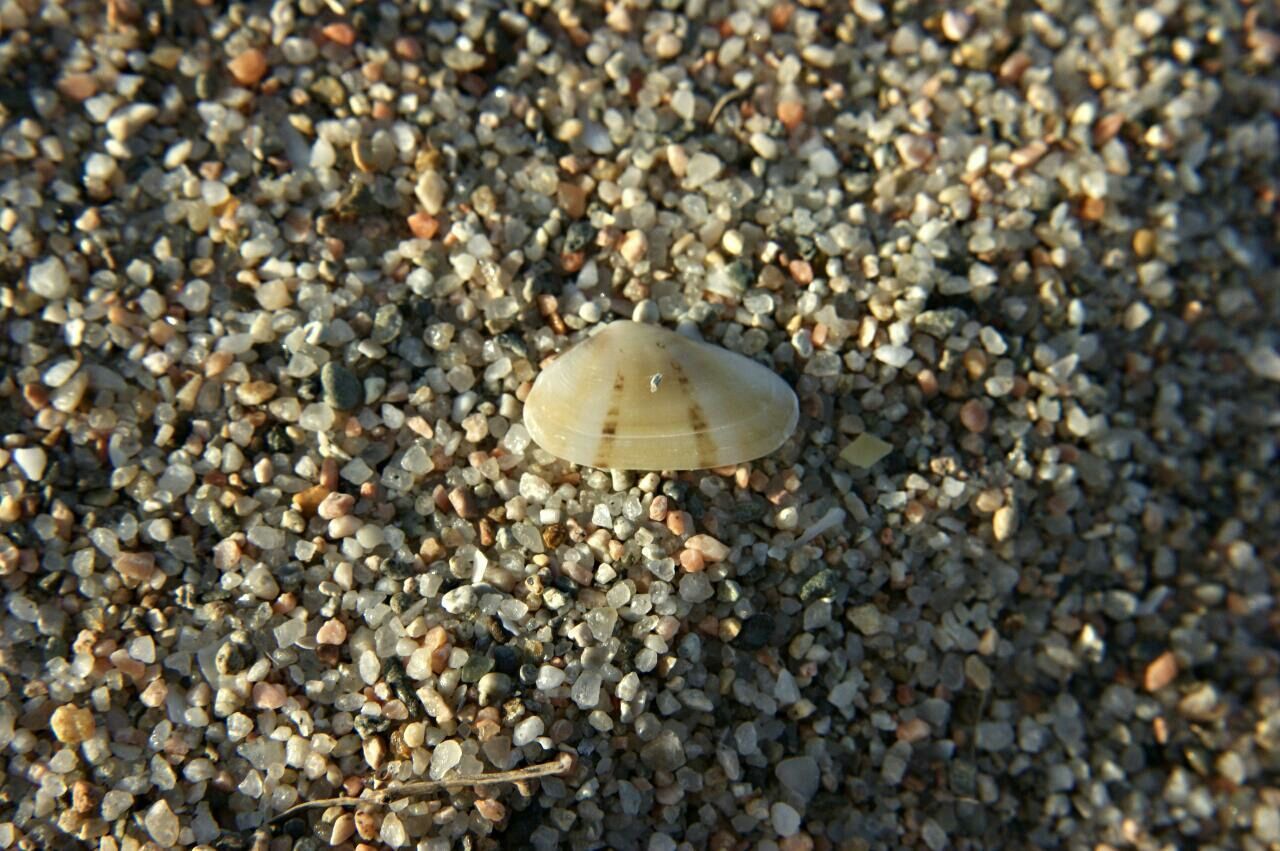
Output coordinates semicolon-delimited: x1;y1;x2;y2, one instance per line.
594;371;627;467
666;361;718;468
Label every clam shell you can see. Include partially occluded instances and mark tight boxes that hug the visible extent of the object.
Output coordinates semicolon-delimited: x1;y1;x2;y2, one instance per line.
523;320;798;470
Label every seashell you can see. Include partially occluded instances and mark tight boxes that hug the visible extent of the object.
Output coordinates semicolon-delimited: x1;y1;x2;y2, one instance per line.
523;320;798;470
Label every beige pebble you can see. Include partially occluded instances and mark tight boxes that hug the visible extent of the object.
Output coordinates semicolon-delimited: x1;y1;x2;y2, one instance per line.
329;515;361;538
139;678;168;708
255;280;291;310
974;489;1005;513
894;133;935;168
940;9;972;41
252;681;287;709
114;552;155;584
777;99;805;131
316;619;348;645
685;534;729;562
679;548;706;573
71;780;97;815
317;491;353;520
992;505;1017;541
475;798;507;822
50;704;96;744
618;229;648;266
896;718;931;743
648;495;669;522
227;48;269;86
235;380;277;406
666;144;688;178
355;809;380;840
330;814;356;845
448;486;478;518
1144;651;1179;692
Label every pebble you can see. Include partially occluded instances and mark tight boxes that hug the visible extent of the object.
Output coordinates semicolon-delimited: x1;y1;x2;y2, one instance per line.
27;257;70;299
976;721;1014;751
771;802;802;836
775;756;819;798
1144;651;1179;692
227;48;269;86
959;399;989;433
992;505;1018;542
321;362;362;410
841;433;893;468
848;604;884;636
315;619;347;645
50;704;95;744
12;446;47;481
144;800;180;848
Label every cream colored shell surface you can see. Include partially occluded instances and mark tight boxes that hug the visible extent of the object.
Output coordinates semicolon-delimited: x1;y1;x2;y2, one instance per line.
523;321;799;470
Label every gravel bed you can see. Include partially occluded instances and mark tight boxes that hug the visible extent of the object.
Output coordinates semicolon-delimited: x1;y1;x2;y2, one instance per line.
1;1;1278;849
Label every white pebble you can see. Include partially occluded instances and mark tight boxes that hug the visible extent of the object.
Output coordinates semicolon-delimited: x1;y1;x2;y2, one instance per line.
12;447;47;481
27;257;70;299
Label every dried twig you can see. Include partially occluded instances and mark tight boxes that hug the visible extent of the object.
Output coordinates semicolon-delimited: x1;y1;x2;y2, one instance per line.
707;86;753;126
265;752;575;826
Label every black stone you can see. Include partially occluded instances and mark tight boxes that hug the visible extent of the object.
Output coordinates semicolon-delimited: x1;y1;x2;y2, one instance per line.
736;614;774;650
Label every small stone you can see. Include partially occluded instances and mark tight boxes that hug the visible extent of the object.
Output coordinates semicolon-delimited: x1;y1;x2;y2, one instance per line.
513;716;545;746
407;212;439;239
316;619;347;645
1246;346;1280;382
114;552;156;584
330;814;356;845
685;534;729;562
12;446;47;481
849;604;884;636
894;134;934;168
1143;651;1179;692
1178;683;1222;721
448;486;478;518
975;721;1014;751
640;730;686;772
478;672;512;705
321;362;362;410
227;48;269;86
841;434;893;469
252;682;287;709
684;152;722;189
1132;228;1156;259
737;614;774;650
255;280;291;310
618;229;648;266
777;99;804;131
992;505;1017;542
475;798;507;822
28;257;70;299
941;9;972;41
71;780;96;815
771;802;802;837
380;812;407;848
235;380;276;406
317;491;353;520
50;704;96;744
775;755;819;798
322;21;356;46
874;344;913;368
101;789;133;821
144;799;180;848
959;399;989;433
